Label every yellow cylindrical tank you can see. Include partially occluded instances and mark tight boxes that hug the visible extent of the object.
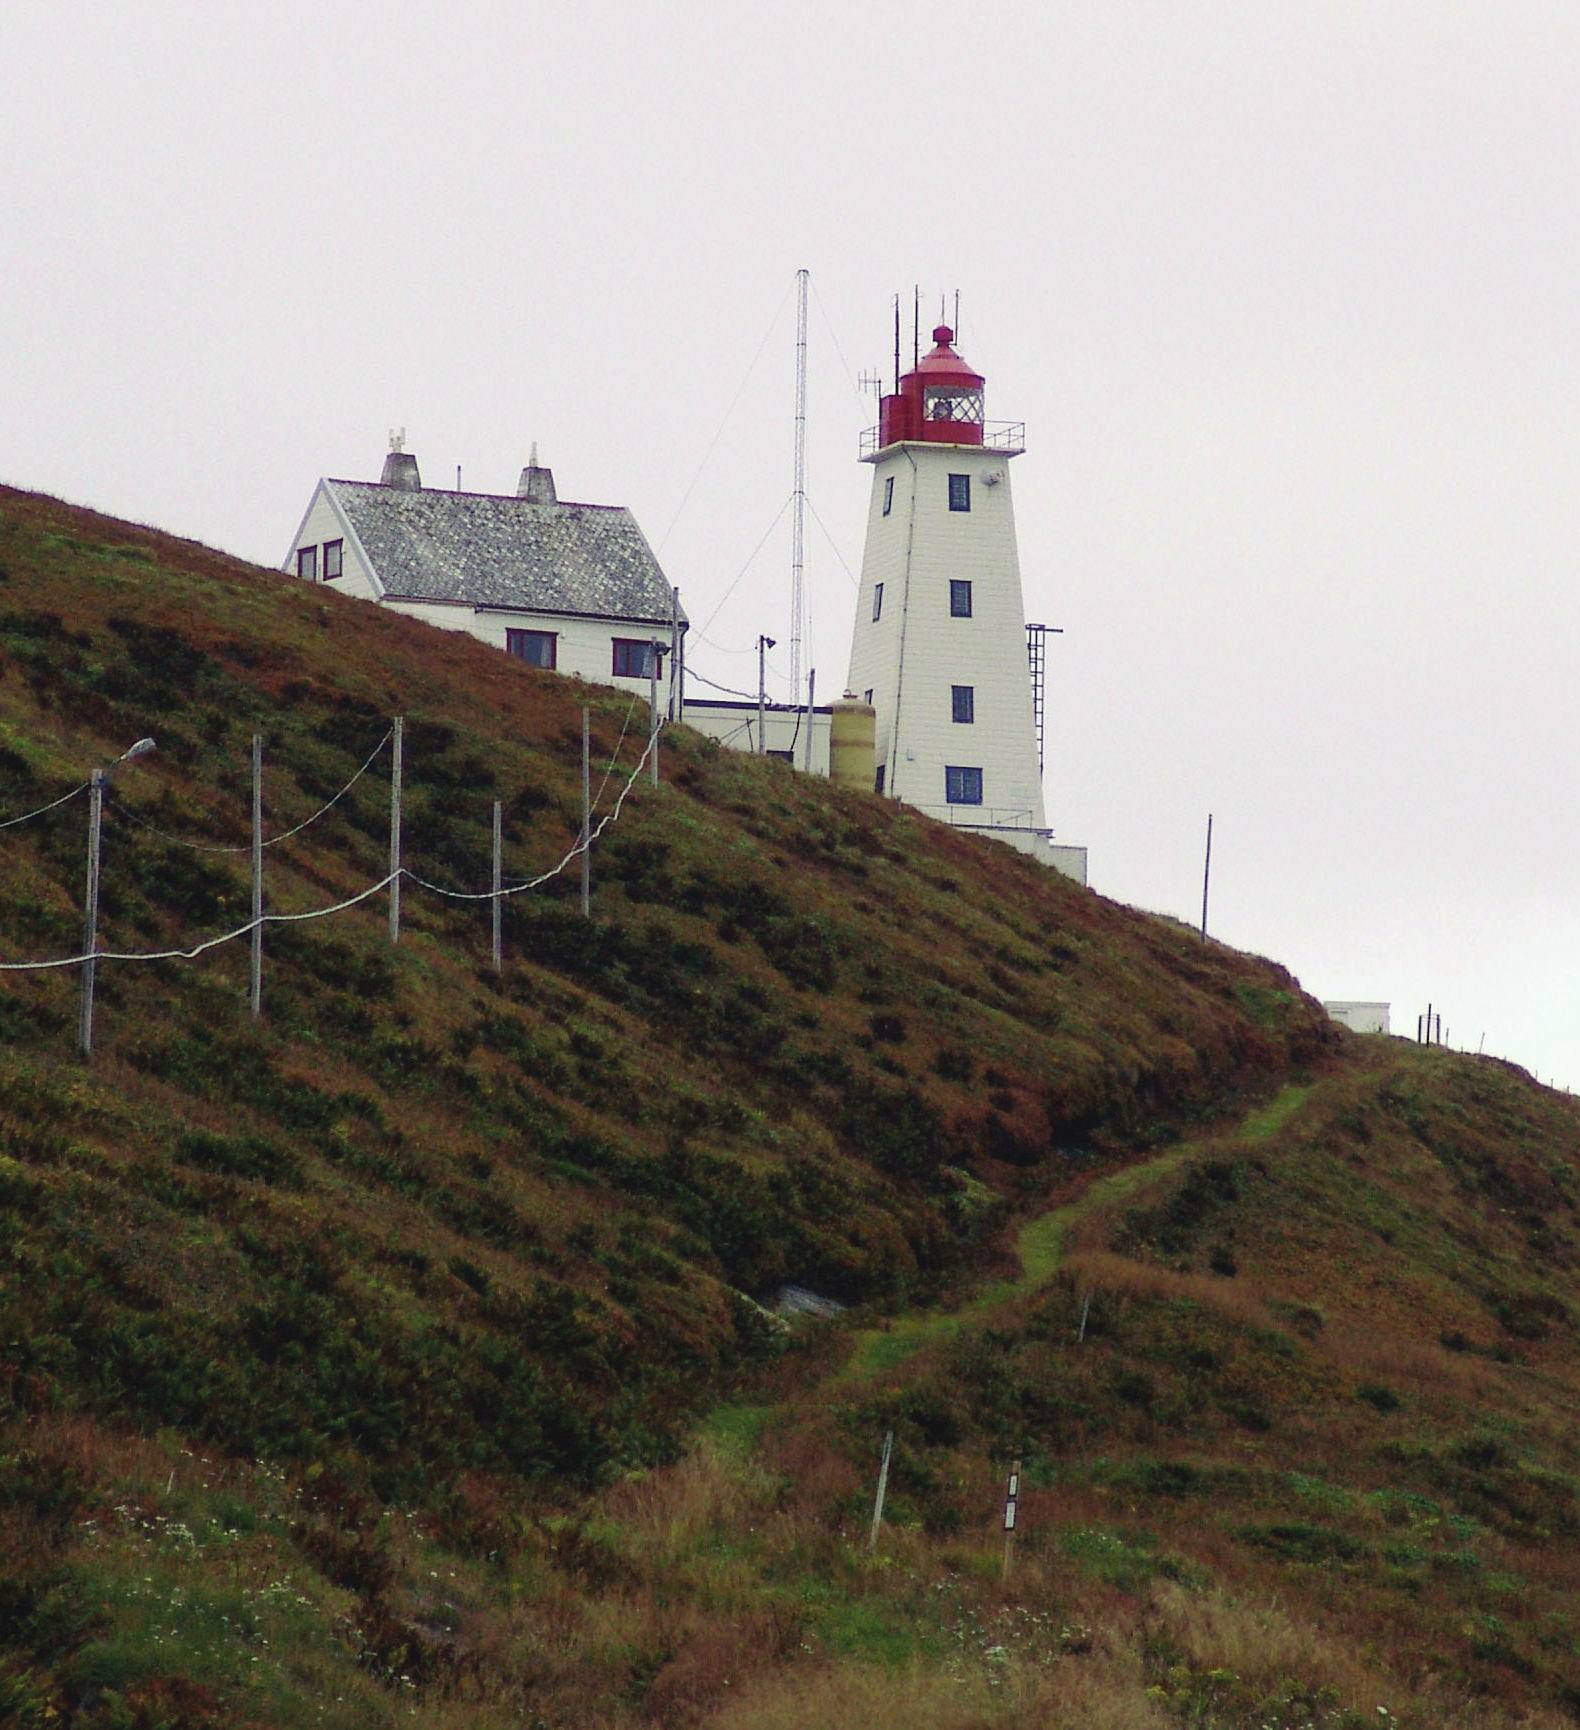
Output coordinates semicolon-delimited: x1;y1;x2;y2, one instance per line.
829;692;877;792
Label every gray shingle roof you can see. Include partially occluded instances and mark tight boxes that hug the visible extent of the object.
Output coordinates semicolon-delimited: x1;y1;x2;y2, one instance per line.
327;480;684;624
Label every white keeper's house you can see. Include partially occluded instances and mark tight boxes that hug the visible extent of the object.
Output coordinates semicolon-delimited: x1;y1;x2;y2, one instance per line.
283;439;834;771
283;440;689;704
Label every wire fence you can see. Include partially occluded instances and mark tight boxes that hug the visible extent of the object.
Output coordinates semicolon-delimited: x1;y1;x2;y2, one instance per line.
0;710;662;1048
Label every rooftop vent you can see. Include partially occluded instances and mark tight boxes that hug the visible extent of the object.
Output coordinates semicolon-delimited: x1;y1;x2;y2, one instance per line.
517;441;557;505
380;427;421;491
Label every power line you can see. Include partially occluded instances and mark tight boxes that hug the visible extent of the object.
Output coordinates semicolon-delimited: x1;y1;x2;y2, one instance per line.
406;726;658;902
656;274;799;554
591;692;644;812
695;496;793;640
808;274;873;422
0;873;401;972
107;729;393;853
0;724;659;973
685;670;761;702
0;780;89;830
804;494;860;588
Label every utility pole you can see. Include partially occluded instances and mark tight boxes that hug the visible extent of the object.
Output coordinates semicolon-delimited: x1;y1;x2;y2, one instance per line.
791;266;808;704
804;667;816;773
491;799;503;972
389;716;403;944
869;1430;893;1549
674;587;685;720
648;640;661;786
757;635;776;755
1002;1457;1021;1582
1200;813;1213;939
580;708;591;919
78;768;105;1058
250;735;263;1016
669;586;681;721
78;737;156;1059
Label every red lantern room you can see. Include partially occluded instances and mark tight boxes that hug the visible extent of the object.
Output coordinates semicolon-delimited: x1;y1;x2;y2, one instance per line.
878;325;985;448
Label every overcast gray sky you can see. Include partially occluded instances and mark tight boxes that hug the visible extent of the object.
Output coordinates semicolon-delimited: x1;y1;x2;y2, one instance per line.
4;3;1577;1088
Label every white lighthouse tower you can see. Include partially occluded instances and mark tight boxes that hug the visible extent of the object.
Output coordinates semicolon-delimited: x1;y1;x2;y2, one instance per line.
847;320;1081;877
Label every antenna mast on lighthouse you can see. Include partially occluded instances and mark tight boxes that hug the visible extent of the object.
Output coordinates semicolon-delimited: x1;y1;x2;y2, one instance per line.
791;267;809;703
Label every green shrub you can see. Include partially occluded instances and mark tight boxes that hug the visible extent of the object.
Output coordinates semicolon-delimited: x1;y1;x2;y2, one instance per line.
175;1130;302;1189
1239;1522;1369;1565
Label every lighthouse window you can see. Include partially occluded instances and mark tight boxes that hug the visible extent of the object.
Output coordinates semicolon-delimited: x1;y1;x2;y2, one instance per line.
882;476;895;516
948;474;971;512
951;685;975;724
945;766;984;806
926;385;984;425
296;544;318;582
872;583;884;622
950;580;973;617
612;639;665;679
507;629;557;669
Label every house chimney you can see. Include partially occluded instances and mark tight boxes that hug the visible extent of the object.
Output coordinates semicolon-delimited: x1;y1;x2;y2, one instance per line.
381;427;421;491
517;441;557;505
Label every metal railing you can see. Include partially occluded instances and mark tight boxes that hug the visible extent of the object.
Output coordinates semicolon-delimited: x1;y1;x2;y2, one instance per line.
859;421;1026;459
909;802;1047;833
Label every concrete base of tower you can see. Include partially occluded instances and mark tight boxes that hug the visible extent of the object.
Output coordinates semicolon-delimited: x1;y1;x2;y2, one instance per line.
1043;843;1089;885
939;821;1089;885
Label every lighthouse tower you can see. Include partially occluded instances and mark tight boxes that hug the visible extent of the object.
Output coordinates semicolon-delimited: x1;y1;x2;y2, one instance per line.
847;322;1055;863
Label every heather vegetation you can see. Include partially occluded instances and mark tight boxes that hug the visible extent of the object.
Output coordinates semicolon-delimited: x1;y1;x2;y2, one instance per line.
2;486;1580;1726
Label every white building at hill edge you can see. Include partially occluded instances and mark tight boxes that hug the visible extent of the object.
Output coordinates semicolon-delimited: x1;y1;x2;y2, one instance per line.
284;439;688;703
283;439;833;772
1324;1001;1391;1035
847;323;1086;883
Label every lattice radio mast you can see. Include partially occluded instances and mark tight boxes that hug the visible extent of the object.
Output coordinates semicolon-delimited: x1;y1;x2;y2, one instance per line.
791;267;808;702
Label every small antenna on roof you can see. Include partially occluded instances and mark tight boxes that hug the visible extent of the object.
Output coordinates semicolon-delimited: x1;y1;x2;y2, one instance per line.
389;427;405;454
893;293;901;393
913;285;919;370
954;289;960;340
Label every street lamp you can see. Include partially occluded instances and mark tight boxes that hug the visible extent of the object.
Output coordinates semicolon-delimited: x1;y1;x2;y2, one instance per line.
80;737;158;1057
757;636;776;756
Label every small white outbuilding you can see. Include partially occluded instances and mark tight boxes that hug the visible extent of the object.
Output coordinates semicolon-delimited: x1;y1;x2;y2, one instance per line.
1324;1001;1391;1035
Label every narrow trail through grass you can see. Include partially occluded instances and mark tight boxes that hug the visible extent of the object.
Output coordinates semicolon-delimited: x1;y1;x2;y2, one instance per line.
838;1081;1315;1385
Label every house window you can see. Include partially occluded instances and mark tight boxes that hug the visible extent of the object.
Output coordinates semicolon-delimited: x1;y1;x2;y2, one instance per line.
945;766;984;805
950;580;973;618
872;582;884;622
323;539;343;580
767;749;794;764
948;473;971;512
951;685;974;724
882;475;895;516
296;544;318;582
506;628;557;669
612;638;665;679
874;764;886;795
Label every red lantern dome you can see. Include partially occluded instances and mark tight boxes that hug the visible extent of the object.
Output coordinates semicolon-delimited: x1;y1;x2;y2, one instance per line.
877;326;986;448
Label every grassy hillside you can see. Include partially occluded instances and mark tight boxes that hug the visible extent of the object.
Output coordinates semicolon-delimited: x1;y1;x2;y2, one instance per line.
1;484;1577;1728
